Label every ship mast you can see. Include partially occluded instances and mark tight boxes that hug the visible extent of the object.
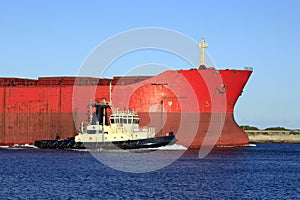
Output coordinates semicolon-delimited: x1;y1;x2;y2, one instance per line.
198;38;208;69
109;81;112;106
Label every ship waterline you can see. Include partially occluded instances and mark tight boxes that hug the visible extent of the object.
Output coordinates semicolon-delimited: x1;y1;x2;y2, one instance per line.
0;112;248;147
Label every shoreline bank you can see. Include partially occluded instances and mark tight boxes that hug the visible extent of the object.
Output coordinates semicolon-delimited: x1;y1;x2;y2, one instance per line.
245;130;300;143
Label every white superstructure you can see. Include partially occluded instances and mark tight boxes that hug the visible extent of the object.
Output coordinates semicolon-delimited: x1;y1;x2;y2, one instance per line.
75;110;155;143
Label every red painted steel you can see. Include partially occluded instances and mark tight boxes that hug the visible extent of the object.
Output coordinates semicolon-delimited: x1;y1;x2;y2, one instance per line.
0;69;252;147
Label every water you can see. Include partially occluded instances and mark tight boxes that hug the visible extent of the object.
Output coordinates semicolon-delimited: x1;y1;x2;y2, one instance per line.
0;144;299;199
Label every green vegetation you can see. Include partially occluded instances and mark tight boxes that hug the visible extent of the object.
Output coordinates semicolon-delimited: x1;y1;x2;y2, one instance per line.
241;125;300;134
240;125;259;130
289;131;300;135
264;127;291;131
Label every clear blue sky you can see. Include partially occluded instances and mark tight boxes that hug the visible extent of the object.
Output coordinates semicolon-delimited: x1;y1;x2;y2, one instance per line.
1;0;299;129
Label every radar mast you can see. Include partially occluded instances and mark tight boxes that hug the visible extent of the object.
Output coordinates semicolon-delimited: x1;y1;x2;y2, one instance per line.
198;38;208;69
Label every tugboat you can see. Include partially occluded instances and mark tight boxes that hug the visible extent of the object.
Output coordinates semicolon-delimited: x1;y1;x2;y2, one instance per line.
34;102;177;150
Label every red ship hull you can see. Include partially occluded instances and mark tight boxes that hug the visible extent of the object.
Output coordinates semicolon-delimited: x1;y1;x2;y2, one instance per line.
0;68;252;148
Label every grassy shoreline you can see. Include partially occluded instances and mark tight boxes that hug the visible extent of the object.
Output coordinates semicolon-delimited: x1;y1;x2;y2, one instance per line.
245;130;300;143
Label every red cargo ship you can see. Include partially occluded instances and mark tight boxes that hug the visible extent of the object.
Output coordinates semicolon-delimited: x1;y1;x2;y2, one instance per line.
0;41;252;148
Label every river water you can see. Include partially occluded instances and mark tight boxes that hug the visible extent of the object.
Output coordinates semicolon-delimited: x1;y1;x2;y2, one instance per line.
0;144;299;199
